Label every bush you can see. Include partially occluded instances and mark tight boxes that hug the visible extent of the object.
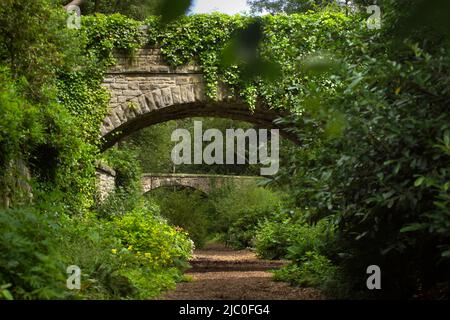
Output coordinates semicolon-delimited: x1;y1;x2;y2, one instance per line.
272;1;450;298
56;202;194;300
255;213;333;260
146;188;213;248
0;207;68;299
55;212;136;299
255;213;346;297
210;184;284;249
112;201;194;270
273;252;338;290
225;210;274;249
95;148;143;218
0;199;194;300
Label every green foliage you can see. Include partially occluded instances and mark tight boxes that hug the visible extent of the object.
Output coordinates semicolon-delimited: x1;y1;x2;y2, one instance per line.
0;68;44;206
142;11;354;106
2;0;449;300
0;0;81;101
0;201;193;300
273;0;450;298
76;0;164;21
273;252;338;290
209;184;284;248
0;284;13;300
400;132;450;257
145;14;247;99
258;216;347;297
57;202;193;299
112;201;194;270
0;207;68;299
119;266;183;299
82;13;145;65
255;212;333;260
104;148;142;195
121;121;178;173
146;183;285;250
56;69;110;142
146;188;212;247
95;148;143;217
55;211;136;299
0;66;99;211
122;117;261;176
248;0;338;14
0;1;134;211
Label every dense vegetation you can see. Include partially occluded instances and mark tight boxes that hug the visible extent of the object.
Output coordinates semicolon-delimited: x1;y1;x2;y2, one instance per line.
0;0;193;300
1;0;449;300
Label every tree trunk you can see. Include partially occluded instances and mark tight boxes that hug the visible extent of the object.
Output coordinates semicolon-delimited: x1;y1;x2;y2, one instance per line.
94;0;101;12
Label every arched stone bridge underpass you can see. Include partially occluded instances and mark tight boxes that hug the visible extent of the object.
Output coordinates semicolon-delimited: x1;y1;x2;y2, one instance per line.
142;173;263;194
100;47;298;151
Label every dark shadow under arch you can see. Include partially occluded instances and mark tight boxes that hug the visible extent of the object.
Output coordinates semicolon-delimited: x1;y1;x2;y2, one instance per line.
143;184;209;197
100;101;298;151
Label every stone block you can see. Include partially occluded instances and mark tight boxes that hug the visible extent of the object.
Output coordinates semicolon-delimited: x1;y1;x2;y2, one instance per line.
161;87;173;106
152;89;164;108
171;86;182;104
122;90;141;97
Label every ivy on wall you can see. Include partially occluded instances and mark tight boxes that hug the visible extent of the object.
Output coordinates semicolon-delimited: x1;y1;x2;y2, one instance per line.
79;11;359;107
1;9;360;211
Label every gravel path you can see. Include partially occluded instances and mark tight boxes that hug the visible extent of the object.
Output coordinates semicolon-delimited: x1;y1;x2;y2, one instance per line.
162;243;323;300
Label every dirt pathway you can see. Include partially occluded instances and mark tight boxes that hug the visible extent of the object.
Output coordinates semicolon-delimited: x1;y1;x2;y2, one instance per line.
162;243;323;300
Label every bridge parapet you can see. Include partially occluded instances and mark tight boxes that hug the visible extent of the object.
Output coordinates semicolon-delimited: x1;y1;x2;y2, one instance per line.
107;47;202;74
141;173;262;194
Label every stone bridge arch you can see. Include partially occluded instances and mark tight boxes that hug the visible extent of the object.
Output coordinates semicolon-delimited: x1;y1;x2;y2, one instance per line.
100;47;297;150
141;173;262;194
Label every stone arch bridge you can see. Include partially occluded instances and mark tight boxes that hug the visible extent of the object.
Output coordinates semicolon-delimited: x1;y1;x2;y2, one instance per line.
141;173;262;194
97;45;292;198
100;46;297;151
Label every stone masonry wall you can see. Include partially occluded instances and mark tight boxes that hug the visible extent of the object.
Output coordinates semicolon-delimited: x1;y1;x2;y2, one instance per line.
100;47;206;137
96;164;116;202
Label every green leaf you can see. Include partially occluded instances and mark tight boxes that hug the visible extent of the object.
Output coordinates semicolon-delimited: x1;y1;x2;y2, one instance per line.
442;250;450;258
1;289;14;300
400;224;425;233
414;176;425;187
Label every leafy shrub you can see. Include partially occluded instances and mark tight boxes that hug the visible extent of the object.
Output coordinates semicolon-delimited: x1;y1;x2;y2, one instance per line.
57;207;193;299
103;148;142;196
55;212;136;299
255;213;347;297
54;201;194;300
273;252;338;289
95;148;143;218
94;188;139;219
253;211;294;260
254;212;333;260
146;188;213;247
120;266;185;299
112;201;194;270
0;207;68;299
273;2;450;298
210;184;283;248
225;210;273;249
0;200;194;300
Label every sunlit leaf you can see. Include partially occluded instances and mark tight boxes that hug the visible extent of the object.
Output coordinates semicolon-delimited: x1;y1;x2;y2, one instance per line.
400;224;426;233
414;176;425;187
